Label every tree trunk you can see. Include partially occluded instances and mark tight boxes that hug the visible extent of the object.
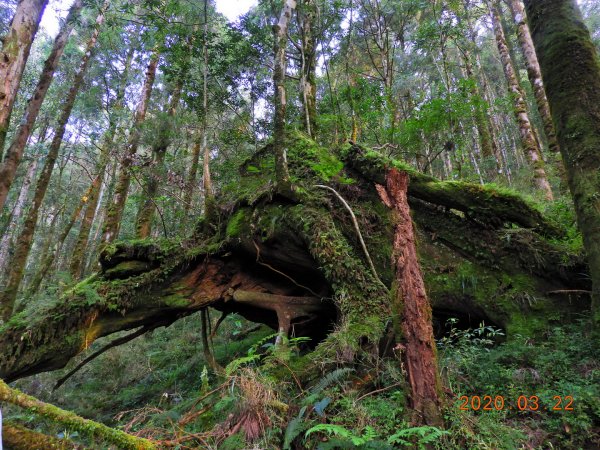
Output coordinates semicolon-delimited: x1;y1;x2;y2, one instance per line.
101;49;159;245
0;379;155;449
376;169;443;426
0;0;48;157
26;185;92;298
509;0;559;155
135;82;182;238
201;0;214;220
490;1;554;200
69;46;135;278
0;2;107;321
524;0;600;327
0;0;83;210
272;0;296;194
0;158;37;276
299;0;317;138
182;137;202;226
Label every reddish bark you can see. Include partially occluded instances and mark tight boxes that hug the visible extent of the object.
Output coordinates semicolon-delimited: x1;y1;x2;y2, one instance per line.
376;168;443;426
0;0;48;156
0;0;83;210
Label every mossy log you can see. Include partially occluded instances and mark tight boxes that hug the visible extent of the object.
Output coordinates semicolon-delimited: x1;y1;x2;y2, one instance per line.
2;422;75;449
0;135;591;382
0;379;155;449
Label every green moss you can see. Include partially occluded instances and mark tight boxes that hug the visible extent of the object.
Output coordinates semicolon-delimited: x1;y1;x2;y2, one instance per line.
162;294;190;308
226;208;250;238
104;260;153;279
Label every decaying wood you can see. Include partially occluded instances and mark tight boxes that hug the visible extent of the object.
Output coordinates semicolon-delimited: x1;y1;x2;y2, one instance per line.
0;143;590;383
377;168;442;426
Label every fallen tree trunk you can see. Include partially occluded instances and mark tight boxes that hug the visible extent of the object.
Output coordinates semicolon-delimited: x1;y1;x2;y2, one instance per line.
0;136;590;382
0;379;155;449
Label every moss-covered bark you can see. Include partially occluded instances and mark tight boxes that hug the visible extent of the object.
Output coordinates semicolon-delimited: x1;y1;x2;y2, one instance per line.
0;0;48;158
0;5;107;320
2;423;73;449
102;50;159;244
0;379;155;449
490;1;554;200
524;0;600;327
0;135;591;382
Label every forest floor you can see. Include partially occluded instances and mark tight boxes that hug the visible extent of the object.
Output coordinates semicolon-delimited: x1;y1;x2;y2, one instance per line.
9;311;599;449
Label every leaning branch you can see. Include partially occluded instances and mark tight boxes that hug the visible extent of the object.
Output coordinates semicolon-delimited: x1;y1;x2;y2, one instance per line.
53;324;163;391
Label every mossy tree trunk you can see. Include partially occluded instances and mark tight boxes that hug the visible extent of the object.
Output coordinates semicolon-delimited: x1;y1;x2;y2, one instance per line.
26;185;93;298
102;49;159;244
0;140;589;383
0;379;156;449
0;158;37;276
524;0;600;327
182;137;202;226
490;1;554;200
0;0;82;210
272;0;296;194
509;0;559;155
0;3;108;321
0;0;48;159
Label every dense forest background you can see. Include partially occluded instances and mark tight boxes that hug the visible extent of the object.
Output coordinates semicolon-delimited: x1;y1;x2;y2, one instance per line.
0;0;599;448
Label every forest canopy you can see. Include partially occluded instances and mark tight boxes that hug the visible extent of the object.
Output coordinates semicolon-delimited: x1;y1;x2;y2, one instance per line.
0;0;599;448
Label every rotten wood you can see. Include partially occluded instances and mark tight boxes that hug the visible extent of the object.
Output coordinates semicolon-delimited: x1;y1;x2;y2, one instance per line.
376;168;443;426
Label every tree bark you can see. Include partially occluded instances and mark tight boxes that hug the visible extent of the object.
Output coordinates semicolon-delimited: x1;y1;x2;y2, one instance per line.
26;185;92;297
509;0;559;155
272;0;296;194
524;0;600;327
0;0;83;210
299;0;317;138
0;0;48;157
0;379;156;449
0;157;37;276
69;46;135;278
102;49;159;244
376;169;442;426
490;1;554;200
182;137;202;225
0;2;107;321
135;82;182;238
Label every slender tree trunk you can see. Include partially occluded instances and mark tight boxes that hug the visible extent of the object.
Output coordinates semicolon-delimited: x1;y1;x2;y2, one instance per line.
509;0;559;154
26;185;92;297
69;46;134;278
0;0;83;210
0;0;48;157
101;49;159;245
201;1;214;219
376;169;443;426
0;2;107;321
272;0;296;194
490;1;554;200
182;137;201;226
135;82;182;238
0;158;37;276
299;0;317;138
524;0;600;327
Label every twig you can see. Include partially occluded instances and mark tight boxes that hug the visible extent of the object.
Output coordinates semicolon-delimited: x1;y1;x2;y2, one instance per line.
355;381;403;402
314;185;388;291
53;324;163;391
